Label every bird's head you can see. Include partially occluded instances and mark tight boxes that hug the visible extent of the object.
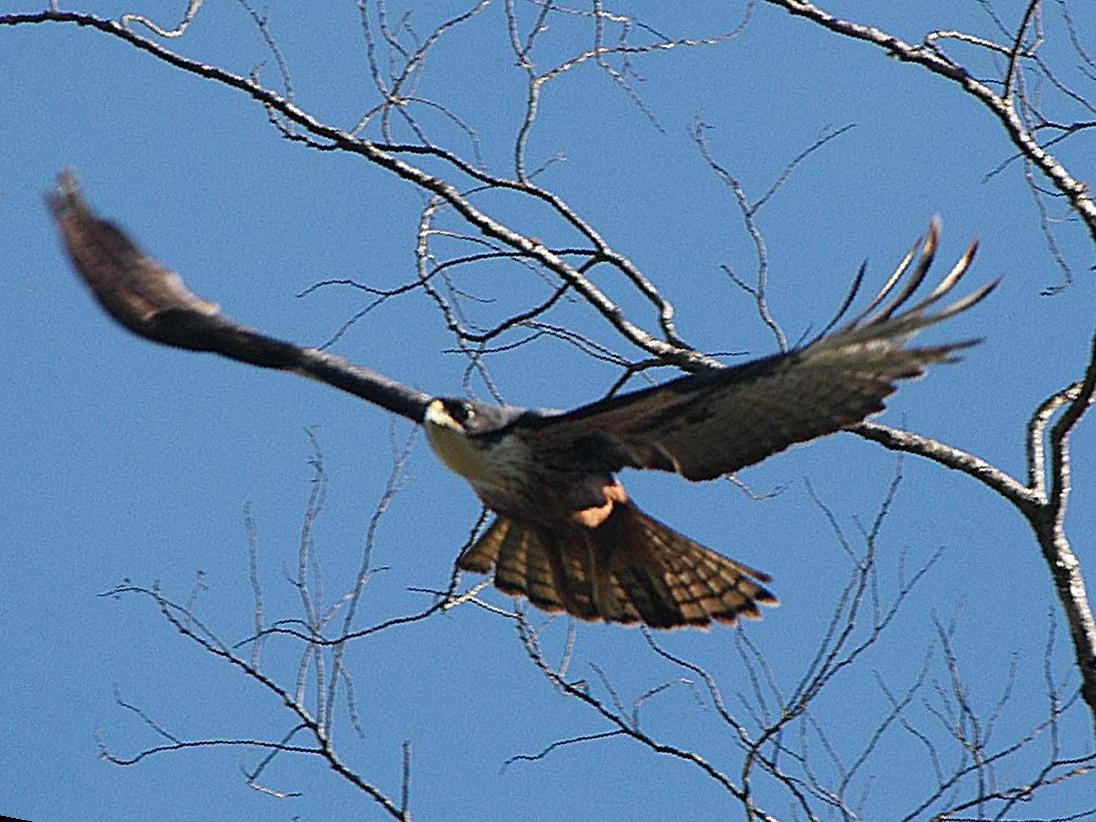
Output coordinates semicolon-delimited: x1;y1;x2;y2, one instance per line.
426;397;483;434
425;397;524;434
423;397;520;481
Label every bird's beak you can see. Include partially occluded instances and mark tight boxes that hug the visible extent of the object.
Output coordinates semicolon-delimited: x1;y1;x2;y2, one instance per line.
425;398;461;431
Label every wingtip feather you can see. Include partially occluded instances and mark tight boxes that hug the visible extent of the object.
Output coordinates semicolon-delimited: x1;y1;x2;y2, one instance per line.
46;168;83;219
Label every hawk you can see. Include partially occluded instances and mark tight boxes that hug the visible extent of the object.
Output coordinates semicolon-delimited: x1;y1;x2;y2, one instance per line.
49;172;993;630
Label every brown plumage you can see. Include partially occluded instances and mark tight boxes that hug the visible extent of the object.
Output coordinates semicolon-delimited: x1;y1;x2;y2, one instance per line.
49;171;995;630
459;501;775;628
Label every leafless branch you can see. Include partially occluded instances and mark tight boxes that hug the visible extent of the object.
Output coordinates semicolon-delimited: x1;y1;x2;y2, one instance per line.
98;582;409;819
0;9;727;370
511;452;1095;816
10;1;1096;815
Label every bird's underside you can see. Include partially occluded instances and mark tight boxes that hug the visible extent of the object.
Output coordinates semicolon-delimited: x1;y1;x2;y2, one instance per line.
49;171;995;630
458;496;779;629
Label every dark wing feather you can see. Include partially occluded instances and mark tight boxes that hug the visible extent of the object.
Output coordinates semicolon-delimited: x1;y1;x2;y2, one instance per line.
515;222;995;481
48;171;431;423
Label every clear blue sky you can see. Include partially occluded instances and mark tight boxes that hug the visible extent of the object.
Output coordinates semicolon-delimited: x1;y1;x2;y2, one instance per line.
2;2;1095;820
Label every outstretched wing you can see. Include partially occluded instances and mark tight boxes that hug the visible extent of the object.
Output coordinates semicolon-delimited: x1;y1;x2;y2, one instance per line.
48;171;431;423
514;222;995;481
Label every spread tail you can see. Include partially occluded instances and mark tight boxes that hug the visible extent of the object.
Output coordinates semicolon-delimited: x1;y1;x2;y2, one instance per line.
458;501;776;629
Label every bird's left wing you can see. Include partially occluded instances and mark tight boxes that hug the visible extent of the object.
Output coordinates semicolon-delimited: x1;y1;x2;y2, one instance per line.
513;223;995;482
48;171;431;423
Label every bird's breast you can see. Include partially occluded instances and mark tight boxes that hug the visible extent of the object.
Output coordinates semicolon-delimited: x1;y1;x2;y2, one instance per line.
424;422;531;490
425;421;484;480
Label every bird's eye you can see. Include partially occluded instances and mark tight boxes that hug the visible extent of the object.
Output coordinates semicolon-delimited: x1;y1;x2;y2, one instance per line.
442;399;476;426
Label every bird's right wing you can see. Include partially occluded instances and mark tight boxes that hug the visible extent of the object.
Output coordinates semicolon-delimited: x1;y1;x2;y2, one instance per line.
48;171;431;423
514;222;995;481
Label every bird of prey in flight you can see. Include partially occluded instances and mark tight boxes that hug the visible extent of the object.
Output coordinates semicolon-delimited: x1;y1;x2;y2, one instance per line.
49;172;993;630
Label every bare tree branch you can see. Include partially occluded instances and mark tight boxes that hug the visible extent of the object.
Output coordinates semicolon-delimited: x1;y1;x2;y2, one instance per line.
760;0;1096;239
754;0;1096;730
8;2;1096;816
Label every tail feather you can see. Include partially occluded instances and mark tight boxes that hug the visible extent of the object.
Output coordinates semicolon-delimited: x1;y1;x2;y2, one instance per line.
521;527;567;613
457;501;776;629
604;569;645;624
653;530;769;620
459;517;508;573
492;520;528;593
610;564;677;627
609;506;774;627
